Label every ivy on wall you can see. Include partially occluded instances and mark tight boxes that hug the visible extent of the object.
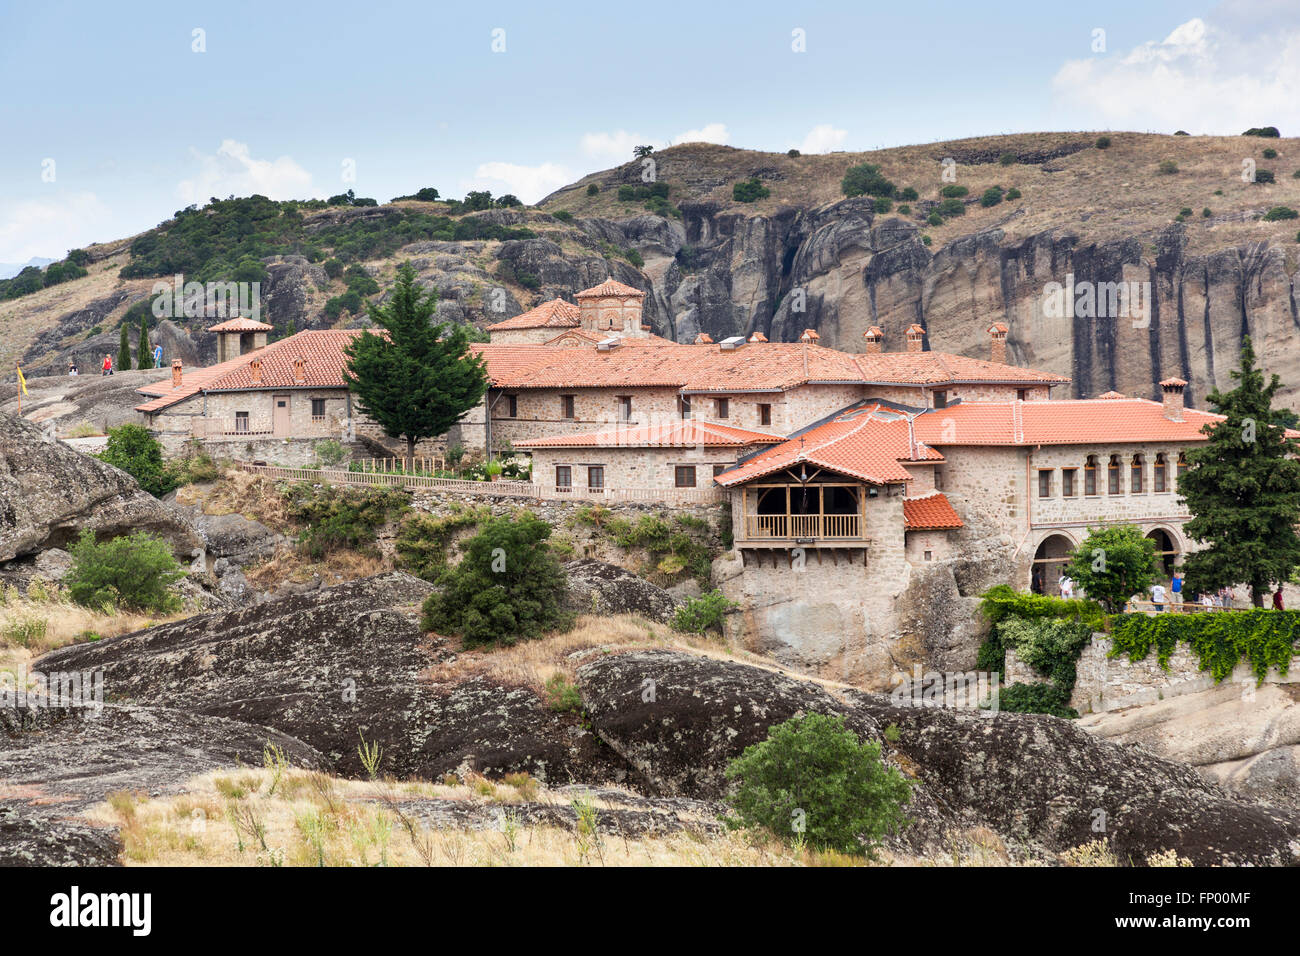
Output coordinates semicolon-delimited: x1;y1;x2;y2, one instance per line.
1109;610;1300;684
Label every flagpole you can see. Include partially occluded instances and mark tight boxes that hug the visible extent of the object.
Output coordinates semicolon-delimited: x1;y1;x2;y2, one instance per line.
15;363;20;417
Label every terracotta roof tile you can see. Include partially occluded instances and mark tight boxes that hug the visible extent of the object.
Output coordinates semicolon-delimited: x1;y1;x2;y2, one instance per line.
903;492;964;530
575;279;645;298
486;298;580;331
515;420;784;449
207;317;274;332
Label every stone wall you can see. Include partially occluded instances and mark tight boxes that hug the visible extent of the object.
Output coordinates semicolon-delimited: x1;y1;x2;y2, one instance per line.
1005;634;1300;715
527;445;745;493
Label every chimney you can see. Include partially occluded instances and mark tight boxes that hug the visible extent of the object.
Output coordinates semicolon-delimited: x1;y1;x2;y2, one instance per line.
905;323;925;353
748;331;768;343
171;359;183;389
694;333;714;345
249;357;262;384
864;326;884;354
799;329;820;344
987;322;1008;364
293;357;306;384
1160;377;1187;422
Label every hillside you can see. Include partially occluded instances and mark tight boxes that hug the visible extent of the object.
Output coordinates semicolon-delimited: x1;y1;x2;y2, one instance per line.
6;130;1300;408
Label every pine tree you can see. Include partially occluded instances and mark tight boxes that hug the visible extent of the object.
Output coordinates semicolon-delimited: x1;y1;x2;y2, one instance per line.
343;262;488;466
1180;336;1300;606
137;317;153;369
116;323;131;372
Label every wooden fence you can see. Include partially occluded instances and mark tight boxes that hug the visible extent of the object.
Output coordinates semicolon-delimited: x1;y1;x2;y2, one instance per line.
233;461;725;504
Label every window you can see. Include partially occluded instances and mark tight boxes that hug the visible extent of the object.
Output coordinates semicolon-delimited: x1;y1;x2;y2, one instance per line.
555;465;572;490
561;395;575;420
1038;469;1053;498
1084;455;1097;495
617;396;632;422
311;398;326;419
1177;452;1188;482
587;466;604;491
934;467;945;491
1108;454;1123;495
924;550;933;562
1062;468;1077;497
716;397;729;419
1130;454;1144;493
674;465;697;488
758;403;771;426
235;411;249;433
506;395;517;418
1017;388;1029;401
1154;453;1167;492
933;390;948;409
679;395;692;420
712;464;728;477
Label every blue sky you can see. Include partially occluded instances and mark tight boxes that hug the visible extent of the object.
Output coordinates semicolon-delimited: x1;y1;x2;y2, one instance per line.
1;0;1296;263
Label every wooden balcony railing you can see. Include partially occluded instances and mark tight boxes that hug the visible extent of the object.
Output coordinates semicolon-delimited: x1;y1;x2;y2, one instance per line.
742;513;862;540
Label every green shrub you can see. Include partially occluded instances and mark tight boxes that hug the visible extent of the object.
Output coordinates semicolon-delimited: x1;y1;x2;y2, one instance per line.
724;713;912;856
873;197;893;213
2;616;48;648
286;484;410;559
999;152;1017;166
552;210;574;223
419;512;572;647
1262;206;1299;221
940;184;968;198
733;178;770;203
1179;207;1193;218
1095;136;1111;149
897;204;910;215
980;187;1004;207
927;212;943;226
1157;159;1178;174
1110;610;1299;684
1202;207;1213;218
898;186;918;201
167;447;220;486
1263;147;1278;159
1243;126;1280;137
996;615;1093;695
65;529;183;612
1005;187;1021;200
323;258;343;279
786;148;801;158
544;674;583;713
1255;169;1276;184
672;590;738;633
617;185;635;201
975;584;1106;676
937;198;966;217
994;682;1078;718
314;439;346;467
841;163;895;199
587;184;599;196
97;424;177;497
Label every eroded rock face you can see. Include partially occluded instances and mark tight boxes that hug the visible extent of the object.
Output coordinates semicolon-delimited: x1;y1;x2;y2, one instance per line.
562;559;681;623
577;649;1300;865
0;414;200;562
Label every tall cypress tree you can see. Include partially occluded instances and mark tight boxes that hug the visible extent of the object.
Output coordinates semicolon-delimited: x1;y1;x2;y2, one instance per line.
116;323;131;372
343;262;488;467
137;317;154;369
1180;336;1300;606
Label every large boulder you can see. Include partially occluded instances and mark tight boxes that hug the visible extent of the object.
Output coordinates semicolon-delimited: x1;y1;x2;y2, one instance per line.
562;559;681;623
0;414;200;562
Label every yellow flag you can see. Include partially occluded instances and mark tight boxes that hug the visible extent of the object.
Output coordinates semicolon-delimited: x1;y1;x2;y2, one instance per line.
16;365;27;396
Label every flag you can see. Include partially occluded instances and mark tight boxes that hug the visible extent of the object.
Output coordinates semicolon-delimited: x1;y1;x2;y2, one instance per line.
16;365;27;396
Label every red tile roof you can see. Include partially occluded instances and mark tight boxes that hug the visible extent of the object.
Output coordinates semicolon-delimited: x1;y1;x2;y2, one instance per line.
207;317;273;332
714;403;944;487
540;328;677;347
515;420;785;449
909;398;1263;446
486;298;581;331
903;492;964;530
853;351;1068;386
575;279;645;298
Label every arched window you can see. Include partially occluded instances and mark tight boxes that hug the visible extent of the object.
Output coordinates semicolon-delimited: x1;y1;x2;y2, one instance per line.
1108;454;1123;495
1084;455;1097;496
1177;451;1189;482
1154;453;1167;492
1130;453;1144;493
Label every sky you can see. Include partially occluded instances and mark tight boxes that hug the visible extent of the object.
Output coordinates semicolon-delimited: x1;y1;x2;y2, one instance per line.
1;0;1298;264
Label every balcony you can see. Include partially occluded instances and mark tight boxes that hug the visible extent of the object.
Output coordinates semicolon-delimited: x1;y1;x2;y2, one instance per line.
742;513;863;540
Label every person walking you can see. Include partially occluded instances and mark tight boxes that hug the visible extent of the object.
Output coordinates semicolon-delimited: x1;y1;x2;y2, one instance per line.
1274;587;1284;611
101;354;112;376
1150;581;1167;613
1059;573;1074;600
1171;570;1184;606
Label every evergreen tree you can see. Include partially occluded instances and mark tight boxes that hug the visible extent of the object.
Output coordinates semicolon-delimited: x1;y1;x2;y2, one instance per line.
137;317;153;369
343;262;488;466
116;323;131;372
1180;336;1300;606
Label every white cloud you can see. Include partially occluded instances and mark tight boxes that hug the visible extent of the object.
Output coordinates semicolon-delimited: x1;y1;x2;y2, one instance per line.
0;192;112;263
672;122;729;146
795;124;848;154
466;161;573;204
1051;15;1300;133
580;130;648;161
176;140;318;205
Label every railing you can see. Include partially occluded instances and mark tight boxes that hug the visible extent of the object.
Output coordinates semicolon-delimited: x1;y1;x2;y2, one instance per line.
742;512;862;540
233;461;724;504
192;418;272;437
1125;599;1239;615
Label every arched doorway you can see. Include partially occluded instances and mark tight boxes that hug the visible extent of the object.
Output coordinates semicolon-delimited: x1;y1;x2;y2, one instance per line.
1146;528;1178;576
1031;534;1075;595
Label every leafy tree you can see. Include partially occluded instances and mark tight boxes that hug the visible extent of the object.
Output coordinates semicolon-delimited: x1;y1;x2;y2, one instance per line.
1180;336;1300;606
633;145;655;158
414;187;440;201
732;178;770;203
495;194;522;208
137;317;153;369
586;184;599;196
65;529;183;612
420;512;572;647
1243;126;1281;137
343;262;488;466
463;190;493;211
98;423;178;497
1062;524;1157;612
841;163;895;199
724;713;912;856
116;323;131;373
